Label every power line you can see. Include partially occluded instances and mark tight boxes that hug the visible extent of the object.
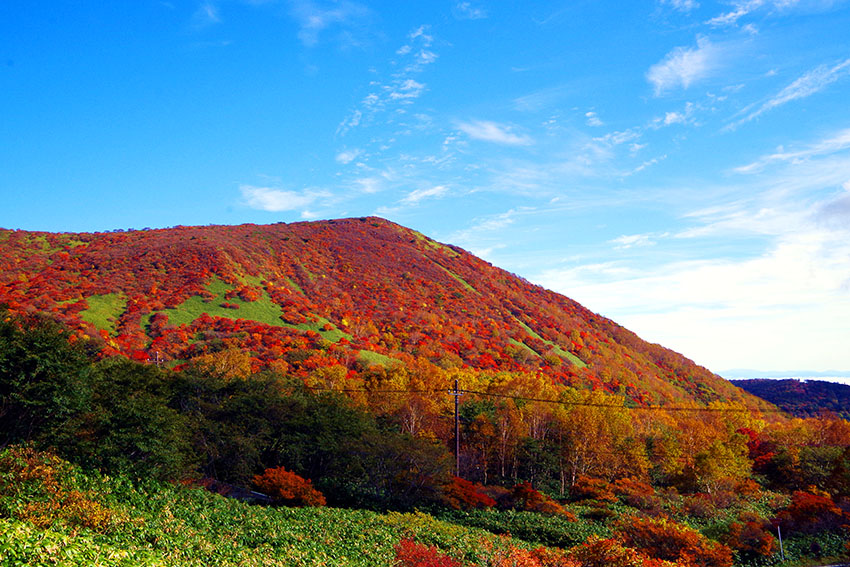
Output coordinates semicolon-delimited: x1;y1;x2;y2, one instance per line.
305;385;784;414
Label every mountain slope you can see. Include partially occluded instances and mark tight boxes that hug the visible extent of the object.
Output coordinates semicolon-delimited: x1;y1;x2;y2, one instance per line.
733;378;850;419
0;217;764;407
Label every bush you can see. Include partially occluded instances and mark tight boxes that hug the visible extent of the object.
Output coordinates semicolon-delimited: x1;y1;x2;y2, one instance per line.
616;515;733;567
0;447;115;532
774;489;849;535
441;476;496;510
512;482;576;518
252;466;326;507
722;519;776;561
570;476;617;504
567;536;677;567
394;538;463;567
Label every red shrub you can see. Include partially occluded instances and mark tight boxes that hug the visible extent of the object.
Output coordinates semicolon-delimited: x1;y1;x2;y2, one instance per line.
394;538;463;567
775;490;849;534
616;516;733;567
441;476;496;510
252;466;326;507
567;536;676;567
571;476;617;503
723;520;776;560
512;482;576;519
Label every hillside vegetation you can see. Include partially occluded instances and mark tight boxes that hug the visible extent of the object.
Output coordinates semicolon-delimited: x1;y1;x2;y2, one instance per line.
0;218;767;408
3;219;850;565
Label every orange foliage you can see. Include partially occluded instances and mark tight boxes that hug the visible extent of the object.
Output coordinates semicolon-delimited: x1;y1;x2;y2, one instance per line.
252;466;326;507
441;476;496;510
616;516;733;567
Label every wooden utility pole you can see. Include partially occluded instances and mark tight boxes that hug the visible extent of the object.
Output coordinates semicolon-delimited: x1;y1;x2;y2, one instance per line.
450;379;462;477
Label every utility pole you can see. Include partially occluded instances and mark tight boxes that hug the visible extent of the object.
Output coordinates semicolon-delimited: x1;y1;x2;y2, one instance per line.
450;378;462;477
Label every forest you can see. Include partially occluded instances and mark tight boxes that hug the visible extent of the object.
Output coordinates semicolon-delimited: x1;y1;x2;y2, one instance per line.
2;219;850;566
3;307;850;566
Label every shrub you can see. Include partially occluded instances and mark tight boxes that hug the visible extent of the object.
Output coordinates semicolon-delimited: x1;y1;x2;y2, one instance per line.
512;482;576;519
570;476;617;504
394;538;463;567
774;490;849;535
252;466;326;507
612;478;663;514
567;536;676;567
722;519;776;561
616;515;733;567
441;476;497;510
0;446;114;532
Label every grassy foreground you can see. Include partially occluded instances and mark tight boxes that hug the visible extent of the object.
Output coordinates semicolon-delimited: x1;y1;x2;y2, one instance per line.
0;450;530;567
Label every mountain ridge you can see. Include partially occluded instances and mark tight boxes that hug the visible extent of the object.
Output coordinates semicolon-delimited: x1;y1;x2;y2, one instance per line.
0;217;767;409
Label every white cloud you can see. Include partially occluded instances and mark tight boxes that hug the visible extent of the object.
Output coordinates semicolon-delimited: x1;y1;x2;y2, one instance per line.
457;120;533;145
335;148;362;164
454;2;487;19
536;224;850;371
240;185;324;212
586;111;604;127
611;233;658;248
401;185;450;204
192;2;221;27
733;128;850;173
647;37;724;95
388;78;425;100
707;0;765;26
729;58;850;128
288;0;370;47
663;0;700;12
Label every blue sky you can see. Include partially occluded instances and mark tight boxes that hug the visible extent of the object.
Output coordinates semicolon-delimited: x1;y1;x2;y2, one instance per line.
3;1;850;375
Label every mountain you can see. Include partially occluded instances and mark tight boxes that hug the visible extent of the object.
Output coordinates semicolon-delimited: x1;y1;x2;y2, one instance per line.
732;378;850;419
0;217;764;407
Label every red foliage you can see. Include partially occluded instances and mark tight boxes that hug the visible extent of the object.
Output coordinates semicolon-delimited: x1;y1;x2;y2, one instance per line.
616;516;733;567
775;490;849;534
570;476;617;503
441;476;496;510
393;538;463;567
567;536;676;567
512;482;576;519
252;466;326;507
723;519;776;559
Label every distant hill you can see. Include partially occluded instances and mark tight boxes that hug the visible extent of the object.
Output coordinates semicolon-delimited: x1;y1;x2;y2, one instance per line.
732;378;850;419
0;217;767;408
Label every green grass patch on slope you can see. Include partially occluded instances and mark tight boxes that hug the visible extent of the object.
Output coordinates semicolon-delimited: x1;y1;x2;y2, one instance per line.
357;349;396;368
143;277;350;344
514;319;587;368
163;277;284;328
80;293;126;335
437;265;478;294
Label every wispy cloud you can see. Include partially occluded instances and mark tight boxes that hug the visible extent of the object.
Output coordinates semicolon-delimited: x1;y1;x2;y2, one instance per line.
611;233;660;249
401;185;450;204
734;128;850;173
453;2;488;20
192;2;221;27
240;185;327;212
336;25;437;137
335;148;363;164
586;111;604;127
663;0;700;12
288;0;370;47
646;37;724;95
728;58;850;129
456;120;533;145
706;0;765;26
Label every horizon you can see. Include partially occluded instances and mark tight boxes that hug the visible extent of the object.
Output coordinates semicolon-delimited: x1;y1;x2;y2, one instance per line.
2;2;849;375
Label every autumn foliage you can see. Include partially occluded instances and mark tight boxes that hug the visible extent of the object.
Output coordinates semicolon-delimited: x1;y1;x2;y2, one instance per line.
394;539;463;567
616;516;733;567
252;466;326;507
